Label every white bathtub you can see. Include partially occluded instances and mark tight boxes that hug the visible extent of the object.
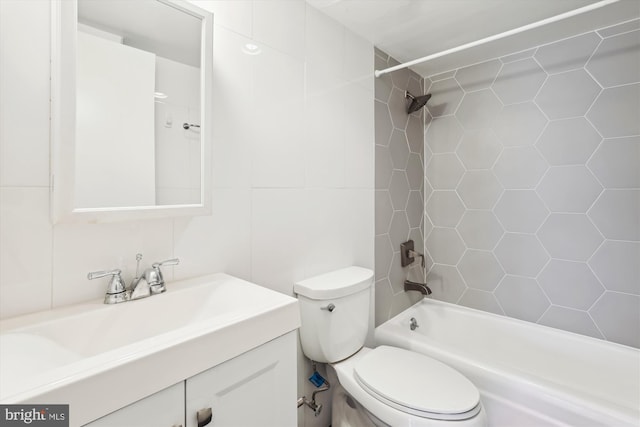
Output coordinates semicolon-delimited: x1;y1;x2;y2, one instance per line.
375;299;640;427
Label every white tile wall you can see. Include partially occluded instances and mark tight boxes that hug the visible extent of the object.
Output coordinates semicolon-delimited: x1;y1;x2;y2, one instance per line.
0;0;374;308
253;0;306;59
0;188;52;317
210;25;253;189
0;0;51;188
173;189;253;281
0;3;373;426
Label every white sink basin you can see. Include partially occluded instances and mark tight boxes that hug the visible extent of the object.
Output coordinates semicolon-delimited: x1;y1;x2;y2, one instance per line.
0;274;300;425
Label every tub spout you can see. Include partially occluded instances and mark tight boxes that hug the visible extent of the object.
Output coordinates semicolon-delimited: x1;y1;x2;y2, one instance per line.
404;279;432;295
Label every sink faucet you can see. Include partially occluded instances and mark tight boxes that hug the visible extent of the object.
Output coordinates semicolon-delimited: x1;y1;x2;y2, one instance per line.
88;255;180;304
129;253;151;300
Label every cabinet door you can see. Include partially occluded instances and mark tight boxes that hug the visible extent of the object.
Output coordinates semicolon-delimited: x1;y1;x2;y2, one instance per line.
185;332;297;427
82;382;185;427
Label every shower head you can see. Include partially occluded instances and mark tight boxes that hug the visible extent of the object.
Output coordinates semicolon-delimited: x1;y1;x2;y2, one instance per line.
405;91;431;114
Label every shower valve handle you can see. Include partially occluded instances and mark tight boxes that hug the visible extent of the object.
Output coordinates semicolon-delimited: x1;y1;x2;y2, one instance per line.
409;250;425;268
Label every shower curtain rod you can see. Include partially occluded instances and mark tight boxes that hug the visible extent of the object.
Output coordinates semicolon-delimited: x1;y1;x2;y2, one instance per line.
374;0;620;78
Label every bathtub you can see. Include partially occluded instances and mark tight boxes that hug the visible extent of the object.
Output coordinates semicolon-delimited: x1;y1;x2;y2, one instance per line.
375;299;640;427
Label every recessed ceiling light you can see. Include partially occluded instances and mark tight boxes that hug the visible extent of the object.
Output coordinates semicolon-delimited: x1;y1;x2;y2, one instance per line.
242;43;261;55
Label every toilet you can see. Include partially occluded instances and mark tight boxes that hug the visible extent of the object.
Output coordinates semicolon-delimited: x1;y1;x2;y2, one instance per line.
294;266;487;427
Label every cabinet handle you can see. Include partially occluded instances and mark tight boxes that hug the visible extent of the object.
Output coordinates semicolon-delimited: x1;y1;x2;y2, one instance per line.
197;407;213;427
171;425;183;427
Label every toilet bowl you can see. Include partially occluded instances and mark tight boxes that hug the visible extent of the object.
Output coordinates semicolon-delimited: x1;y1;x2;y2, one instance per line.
294;267;487;427
330;347;486;426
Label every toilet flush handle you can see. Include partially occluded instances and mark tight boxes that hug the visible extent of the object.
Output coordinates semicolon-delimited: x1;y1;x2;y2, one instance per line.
320;303;336;312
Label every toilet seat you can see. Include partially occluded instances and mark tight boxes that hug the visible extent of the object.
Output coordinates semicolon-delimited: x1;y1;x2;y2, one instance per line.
353;346;482;421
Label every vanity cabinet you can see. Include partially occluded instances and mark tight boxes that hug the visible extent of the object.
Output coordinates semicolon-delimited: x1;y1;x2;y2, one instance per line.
185;331;297;427
81;383;185;427
83;332;297;427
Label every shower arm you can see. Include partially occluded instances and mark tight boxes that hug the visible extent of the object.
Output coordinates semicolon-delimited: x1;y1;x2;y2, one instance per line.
374;0;620;77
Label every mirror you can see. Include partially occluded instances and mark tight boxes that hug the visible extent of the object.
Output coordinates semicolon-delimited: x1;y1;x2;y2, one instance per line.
51;0;213;223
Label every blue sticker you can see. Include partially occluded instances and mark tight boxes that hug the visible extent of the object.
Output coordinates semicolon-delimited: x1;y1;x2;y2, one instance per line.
309;371;326;387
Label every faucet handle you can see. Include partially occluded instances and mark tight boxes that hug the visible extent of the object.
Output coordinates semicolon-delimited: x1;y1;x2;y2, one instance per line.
146;258;180;294
408;249;425;268
152;258;180;268
87;269;121;281
87;269;128;304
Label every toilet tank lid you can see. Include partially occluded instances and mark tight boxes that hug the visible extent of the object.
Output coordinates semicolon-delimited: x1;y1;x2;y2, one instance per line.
294;266;374;300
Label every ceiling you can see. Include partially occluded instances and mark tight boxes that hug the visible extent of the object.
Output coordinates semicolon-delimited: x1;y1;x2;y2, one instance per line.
306;0;640;77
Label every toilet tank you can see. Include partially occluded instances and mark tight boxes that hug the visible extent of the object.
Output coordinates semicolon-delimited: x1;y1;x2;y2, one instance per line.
294;267;374;363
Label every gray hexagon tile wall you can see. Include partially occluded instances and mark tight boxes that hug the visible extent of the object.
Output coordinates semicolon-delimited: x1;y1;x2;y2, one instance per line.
375;49;426;324
374;20;640;348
